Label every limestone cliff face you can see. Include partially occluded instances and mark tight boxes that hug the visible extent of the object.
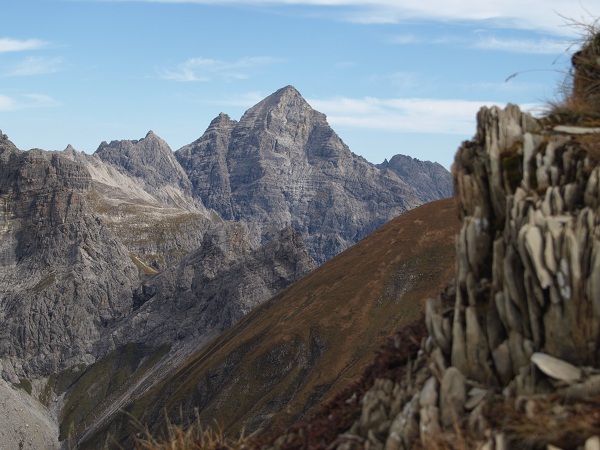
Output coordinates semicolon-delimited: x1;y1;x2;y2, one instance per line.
176;86;440;263
378;154;453;202
95;130;198;210
0;132;138;381
106;225;315;350
321;104;600;450
176;113;237;220
0;127;314;386
64;141;214;271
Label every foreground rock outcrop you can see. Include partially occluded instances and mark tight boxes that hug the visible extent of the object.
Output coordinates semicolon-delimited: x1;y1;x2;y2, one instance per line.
296;104;600;450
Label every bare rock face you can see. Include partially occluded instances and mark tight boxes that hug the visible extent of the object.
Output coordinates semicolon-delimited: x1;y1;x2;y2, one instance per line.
0;132;138;381
176;113;237;220
176;86;439;263
95;130;198;210
378;154;453;203
64;142;215;271
106;224;315;349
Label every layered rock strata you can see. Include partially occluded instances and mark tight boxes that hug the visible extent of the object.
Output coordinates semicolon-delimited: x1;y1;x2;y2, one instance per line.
0;132;138;381
176;86;450;264
315;104;600;450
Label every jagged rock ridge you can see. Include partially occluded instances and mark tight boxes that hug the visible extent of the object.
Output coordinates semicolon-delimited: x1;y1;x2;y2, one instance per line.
176;85;452;263
95;130;197;209
378;154;453;203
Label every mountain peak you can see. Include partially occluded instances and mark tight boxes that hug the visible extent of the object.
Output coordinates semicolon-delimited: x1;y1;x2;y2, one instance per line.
209;112;236;128
63;144;77;154
267;84;305;106
246;85;311;118
235;85;316;137
276;84;301;97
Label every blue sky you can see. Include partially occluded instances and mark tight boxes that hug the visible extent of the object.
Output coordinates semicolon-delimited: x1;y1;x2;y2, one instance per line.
1;1;599;169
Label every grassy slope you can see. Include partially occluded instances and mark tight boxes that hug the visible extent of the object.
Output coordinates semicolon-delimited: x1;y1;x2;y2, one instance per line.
84;197;459;447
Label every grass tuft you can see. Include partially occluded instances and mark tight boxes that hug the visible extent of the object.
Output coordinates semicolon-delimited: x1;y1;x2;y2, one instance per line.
132;415;246;450
546;15;600;119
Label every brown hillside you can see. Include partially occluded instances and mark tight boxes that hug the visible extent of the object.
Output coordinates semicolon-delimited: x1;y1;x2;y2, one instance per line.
85;197;459;447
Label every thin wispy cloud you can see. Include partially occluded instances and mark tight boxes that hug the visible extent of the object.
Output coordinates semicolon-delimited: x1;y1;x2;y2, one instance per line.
103;1;600;36
309;96;520;135
0;93;61;111
0;94;17;111
473;37;570;54
0;37;48;53
389;32;571;55
5;56;63;76
388;34;419;45
158;56;281;82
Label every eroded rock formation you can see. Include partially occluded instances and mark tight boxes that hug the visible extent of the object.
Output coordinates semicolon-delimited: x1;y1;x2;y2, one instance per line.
324;104;600;450
176;86;451;264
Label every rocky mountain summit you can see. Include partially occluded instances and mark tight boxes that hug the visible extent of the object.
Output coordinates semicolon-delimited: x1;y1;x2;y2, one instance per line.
95;130;198;210
176;86;451;263
378;154;453;203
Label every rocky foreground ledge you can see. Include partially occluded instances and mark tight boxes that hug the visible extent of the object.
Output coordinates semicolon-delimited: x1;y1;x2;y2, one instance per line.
326;104;600;450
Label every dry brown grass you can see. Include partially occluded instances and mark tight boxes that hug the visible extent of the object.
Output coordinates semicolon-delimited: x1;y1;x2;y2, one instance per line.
547;16;600;120
575;132;600;161
484;394;600;450
132;417;245;450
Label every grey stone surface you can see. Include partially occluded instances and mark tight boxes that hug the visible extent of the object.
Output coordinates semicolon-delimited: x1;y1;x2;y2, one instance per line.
176;86;449;263
0;134;138;380
334;101;600;449
0;378;59;450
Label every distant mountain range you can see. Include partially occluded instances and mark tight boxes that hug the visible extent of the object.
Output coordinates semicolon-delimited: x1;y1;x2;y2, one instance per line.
0;85;452;449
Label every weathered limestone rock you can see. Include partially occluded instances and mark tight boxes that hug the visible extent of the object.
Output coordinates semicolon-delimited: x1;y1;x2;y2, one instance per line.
439;367;466;428
531;352;581;383
341;99;600;449
0;135;138;379
176;86;450;263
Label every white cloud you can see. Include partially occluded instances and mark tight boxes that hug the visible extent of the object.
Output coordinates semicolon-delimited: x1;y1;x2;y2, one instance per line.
158;56;281;82
112;1;600;36
218;91;267;107
388;34;419;45
0;94;17;111
0;93;61;111
473;37;571;54
0;38;48;53
5;56;63;76
308;96;536;135
389;32;571;55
